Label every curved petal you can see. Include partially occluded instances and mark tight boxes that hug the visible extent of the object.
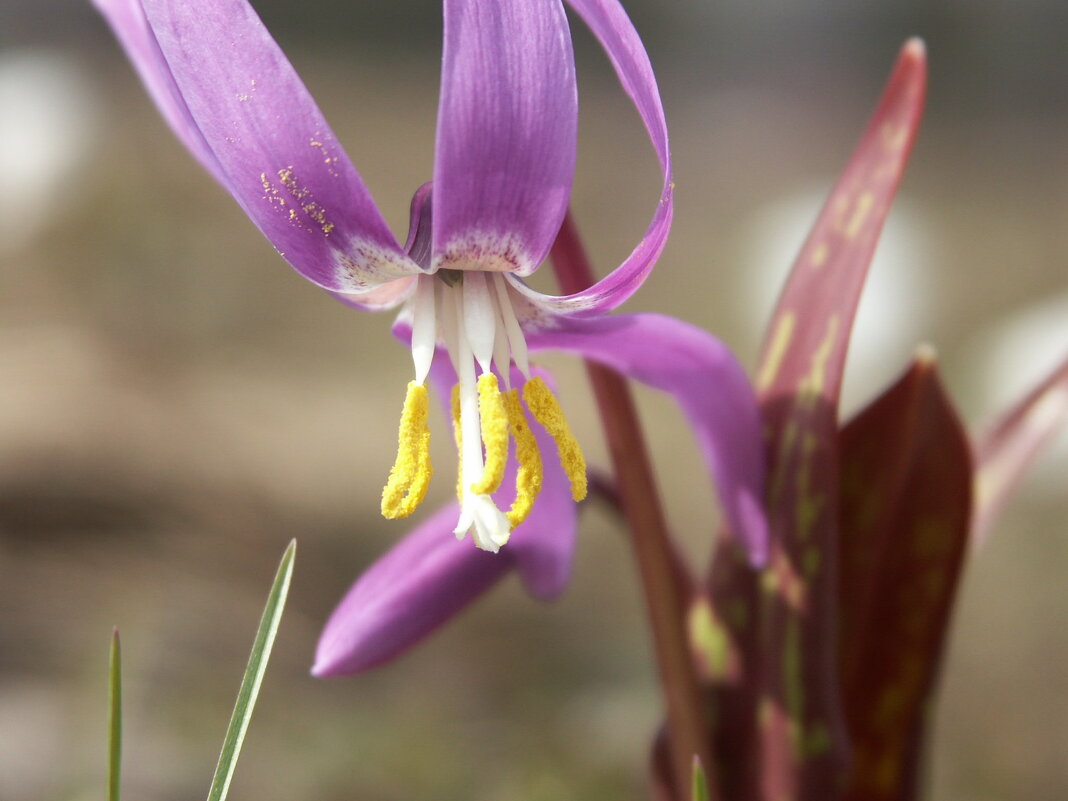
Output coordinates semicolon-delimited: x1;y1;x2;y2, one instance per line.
523;0;672;315
527;312;769;565
312;503;510;677
432;0;577;277
328;278;417;312
91;0;225;183
139;0;421;292
327;184;434;311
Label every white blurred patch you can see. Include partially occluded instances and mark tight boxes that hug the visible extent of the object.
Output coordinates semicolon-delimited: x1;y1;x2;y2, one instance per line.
968;293;1068;492
739;184;932;413
0;49;99;255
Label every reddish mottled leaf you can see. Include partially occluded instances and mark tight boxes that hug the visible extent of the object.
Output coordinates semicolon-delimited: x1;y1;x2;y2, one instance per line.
837;353;972;801
705;40;927;801
973;354;1068;542
651;726;680;801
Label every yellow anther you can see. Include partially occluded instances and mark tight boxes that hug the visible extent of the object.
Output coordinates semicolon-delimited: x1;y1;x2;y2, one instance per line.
471;373;509;495
451;384;463;502
522;376;588;502
503;388;543;528
380;381;432;519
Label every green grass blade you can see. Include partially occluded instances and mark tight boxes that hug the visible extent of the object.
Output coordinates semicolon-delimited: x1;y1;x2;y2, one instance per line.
206;540;296;801
691;756;710;801
107;628;122;801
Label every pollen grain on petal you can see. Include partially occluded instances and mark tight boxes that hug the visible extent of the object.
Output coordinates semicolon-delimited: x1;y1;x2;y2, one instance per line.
471;373;509;495
504;388;543;529
274;165;336;236
381;381;433;519
523;376;587;502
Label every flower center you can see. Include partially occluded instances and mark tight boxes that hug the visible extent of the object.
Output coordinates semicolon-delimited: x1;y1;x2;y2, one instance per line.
380;271;587;552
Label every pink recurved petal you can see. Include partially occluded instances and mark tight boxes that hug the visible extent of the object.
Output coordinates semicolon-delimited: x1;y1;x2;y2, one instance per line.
328;183;435;311
526;313;768;565
518;0;672;315
327;278;416;312
313;456;578;677
138;0;421;293
432;0;577;277
312;503;509;676
91;0;225;184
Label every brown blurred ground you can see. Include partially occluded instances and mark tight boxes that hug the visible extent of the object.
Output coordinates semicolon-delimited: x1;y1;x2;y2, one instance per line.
2;4;1068;800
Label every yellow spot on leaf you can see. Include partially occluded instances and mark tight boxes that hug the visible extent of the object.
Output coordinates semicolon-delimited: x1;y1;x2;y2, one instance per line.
796;493;823;540
803;722;831;758
768;419;799;510
913;518;954;558
844;191;875;239
874;751;902;792
757;311;796;393
880;121;908;151
810;241;829;268
758;696;776;728
688;598;731;680
784;616;805;756
797;315;840;402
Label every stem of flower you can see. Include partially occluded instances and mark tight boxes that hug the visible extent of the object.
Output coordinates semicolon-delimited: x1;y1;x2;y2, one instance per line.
549;212;716;799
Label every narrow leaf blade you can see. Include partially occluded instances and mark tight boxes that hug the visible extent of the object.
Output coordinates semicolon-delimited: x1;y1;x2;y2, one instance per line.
973;354;1068;541
206;540;297;801
107;628;122;801
692;756;711;801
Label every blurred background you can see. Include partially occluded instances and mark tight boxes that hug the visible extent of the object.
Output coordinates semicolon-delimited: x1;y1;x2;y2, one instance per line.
2;1;1067;799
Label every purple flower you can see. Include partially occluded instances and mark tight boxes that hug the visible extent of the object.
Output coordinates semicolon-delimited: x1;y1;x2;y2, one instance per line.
93;0;768;673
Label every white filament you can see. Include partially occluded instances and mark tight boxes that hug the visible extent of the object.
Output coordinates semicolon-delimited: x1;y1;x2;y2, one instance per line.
410;276;437;384
461;271;496;375
493;274;530;378
406;271;533;551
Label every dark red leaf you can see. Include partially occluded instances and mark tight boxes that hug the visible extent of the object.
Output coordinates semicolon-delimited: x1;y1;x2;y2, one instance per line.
837;352;972;801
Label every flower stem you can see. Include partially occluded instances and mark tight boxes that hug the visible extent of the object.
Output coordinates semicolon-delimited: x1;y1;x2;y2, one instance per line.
550;212;716;799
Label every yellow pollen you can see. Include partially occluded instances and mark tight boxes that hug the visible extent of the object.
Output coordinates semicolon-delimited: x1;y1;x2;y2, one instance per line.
380;381;432;519
503;388;543;528
522;376;587;502
471;373;509;495
451;384;463;502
